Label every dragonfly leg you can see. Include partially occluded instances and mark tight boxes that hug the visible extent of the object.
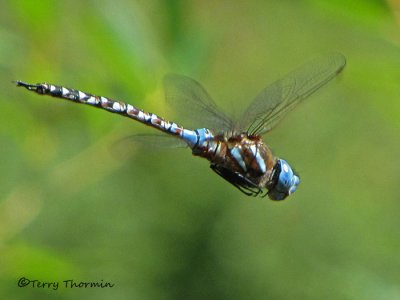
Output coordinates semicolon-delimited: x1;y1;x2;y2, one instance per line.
210;163;263;197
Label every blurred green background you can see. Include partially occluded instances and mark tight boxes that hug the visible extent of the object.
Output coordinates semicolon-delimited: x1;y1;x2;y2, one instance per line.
1;0;400;299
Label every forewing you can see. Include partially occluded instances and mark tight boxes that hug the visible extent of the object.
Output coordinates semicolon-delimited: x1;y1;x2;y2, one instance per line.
239;53;346;135
164;74;233;133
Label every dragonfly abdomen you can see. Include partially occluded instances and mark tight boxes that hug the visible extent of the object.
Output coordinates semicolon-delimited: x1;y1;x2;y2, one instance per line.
16;81;195;139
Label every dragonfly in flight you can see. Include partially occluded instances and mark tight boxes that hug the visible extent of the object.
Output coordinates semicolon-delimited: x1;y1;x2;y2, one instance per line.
16;53;346;200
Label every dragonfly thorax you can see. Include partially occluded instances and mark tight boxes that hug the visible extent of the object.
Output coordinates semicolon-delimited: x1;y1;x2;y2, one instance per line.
190;131;275;192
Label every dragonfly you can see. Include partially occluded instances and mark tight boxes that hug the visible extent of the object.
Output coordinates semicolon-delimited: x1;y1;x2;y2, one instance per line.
16;53;346;200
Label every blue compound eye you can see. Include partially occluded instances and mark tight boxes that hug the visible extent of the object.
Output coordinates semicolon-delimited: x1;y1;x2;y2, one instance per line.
268;159;300;200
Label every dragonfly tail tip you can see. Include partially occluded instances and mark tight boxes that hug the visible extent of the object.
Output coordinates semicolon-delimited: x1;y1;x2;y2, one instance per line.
14;80;39;91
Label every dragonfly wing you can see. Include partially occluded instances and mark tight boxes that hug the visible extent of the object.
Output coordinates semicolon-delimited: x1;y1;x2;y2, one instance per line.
112;133;188;160
164;74;233;133
116;134;188;150
238;53;346;135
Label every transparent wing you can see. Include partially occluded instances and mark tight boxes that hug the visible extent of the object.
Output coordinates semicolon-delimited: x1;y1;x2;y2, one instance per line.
238;53;346;135
164;74;233;133
111;133;188;159
116;134;187;150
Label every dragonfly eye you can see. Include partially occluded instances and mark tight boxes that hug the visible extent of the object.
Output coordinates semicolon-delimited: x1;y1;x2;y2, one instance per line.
267;159;300;200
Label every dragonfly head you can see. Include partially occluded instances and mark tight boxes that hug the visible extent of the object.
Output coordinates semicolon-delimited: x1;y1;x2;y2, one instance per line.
268;159;300;200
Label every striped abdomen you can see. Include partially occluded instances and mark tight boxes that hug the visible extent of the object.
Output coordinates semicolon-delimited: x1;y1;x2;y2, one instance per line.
15;81;213;148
